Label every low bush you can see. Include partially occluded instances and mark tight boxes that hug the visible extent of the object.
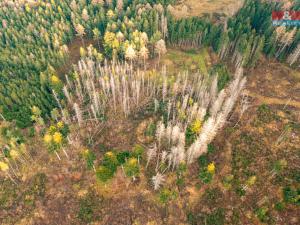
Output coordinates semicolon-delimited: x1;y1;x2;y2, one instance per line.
96;166;115;183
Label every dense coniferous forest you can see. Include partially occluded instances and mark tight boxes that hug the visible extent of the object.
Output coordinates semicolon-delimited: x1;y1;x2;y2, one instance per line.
168;0;300;66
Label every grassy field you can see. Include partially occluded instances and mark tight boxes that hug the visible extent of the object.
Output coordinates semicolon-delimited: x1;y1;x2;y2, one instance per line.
170;0;244;19
159;48;212;75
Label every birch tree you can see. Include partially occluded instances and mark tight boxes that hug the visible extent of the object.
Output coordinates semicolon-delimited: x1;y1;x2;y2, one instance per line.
75;23;86;46
155;39;167;63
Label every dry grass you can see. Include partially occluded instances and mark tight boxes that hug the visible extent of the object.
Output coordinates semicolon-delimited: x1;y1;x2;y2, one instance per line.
291;70;300;81
154;48;212;75
170;0;244;19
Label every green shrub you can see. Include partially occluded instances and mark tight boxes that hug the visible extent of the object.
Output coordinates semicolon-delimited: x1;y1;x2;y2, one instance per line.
230;209;240;225
274;201;285;211
185;125;197;146
96;166;114;183
131;144;144;159
203;112;210;121
291;170;300;183
283;186;300;205
83;149;96;170
1;125;24;142
159;188;177;204
59;123;70;137
255;206;272;223
145;123;156;136
176;177;185;187
176;163;187;188
102;151;118;172
0;180;18;209
28;127;35;137
203;188;223;205
273;159;287;173
116;151;130;165
78;199;94;223
177;163;187;174
198;155;208;168
235;186;246;196
257;104;276;123
187;212;197;225
207;143;216;154
31;173;47;197
199;168;213;184
222;174;234;189
206;208;225;225
77;192;101;223
187;208;225;225
124;158;139;178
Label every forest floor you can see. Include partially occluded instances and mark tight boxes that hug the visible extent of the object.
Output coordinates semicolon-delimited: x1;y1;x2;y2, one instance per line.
56;37;98;77
0;48;299;225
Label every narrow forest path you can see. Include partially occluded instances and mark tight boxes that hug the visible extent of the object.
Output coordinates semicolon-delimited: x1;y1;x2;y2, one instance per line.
244;90;300;109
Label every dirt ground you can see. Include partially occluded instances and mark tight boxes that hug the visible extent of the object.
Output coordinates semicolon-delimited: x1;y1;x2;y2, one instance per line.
56;37;98;77
0;52;299;224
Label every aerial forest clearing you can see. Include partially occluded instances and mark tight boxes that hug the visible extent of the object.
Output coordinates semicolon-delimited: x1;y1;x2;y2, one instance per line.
0;0;299;224
168;0;244;19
